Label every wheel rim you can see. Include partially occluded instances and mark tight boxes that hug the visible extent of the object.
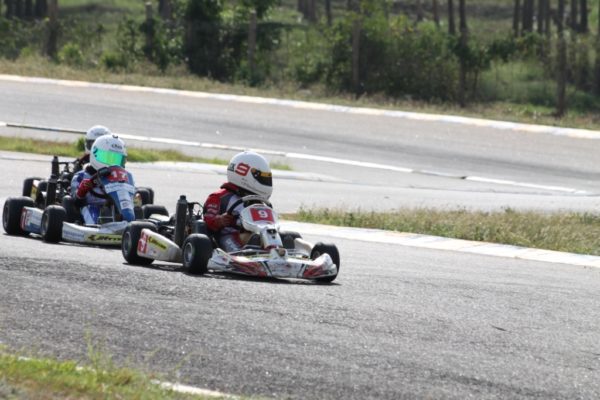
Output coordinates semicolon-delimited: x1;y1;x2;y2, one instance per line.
122;231;132;256
41;213;48;236
2;203;8;229
183;242;194;266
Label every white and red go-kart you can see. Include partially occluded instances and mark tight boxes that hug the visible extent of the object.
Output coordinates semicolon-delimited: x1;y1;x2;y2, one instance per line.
121;195;340;282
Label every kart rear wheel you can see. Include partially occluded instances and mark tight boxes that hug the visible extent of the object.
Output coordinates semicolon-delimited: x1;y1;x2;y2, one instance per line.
136;187;154;205
61;196;80;223
41;205;66;243
22;177;41;197
280;231;302;249
311;242;340;283
3;197;35;235
135;188;152;206
122;221;156;265
142;205;169;219
183;234;213;275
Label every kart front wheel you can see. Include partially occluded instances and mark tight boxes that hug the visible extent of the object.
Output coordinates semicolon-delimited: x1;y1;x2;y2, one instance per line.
183;234;213;275
41;205;66;243
311;242;340;283
3;197;35;236
122;222;156;266
141;205;169;219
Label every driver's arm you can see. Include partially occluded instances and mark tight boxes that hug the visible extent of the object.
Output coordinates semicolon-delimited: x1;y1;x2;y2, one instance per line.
204;193;235;231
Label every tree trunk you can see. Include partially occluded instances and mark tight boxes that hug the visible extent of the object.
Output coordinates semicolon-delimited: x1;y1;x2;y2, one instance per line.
248;10;257;82
432;0;440;28
24;0;33;19
158;0;172;20
351;18;361;97
45;0;58;59
447;0;455;35
325;0;332;26
4;0;14;18
522;0;534;33
34;0;46;18
458;0;467;107
579;0;587;33
594;0;600;94
537;0;545;34
513;0;521;36
307;0;316;22
15;0;23;18
416;0;423;22
569;0;578;31
556;0;567;117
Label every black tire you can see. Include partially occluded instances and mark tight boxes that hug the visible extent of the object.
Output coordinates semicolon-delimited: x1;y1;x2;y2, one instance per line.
135;189;152;206
137;187;155;204
280;231;302;249
41;205;66;243
34;180;48;207
311;242;340;283
182;234;213;275
61;196;80;223
122;221;156;265
22;177;41;197
2;197;35;235
142;205;169;219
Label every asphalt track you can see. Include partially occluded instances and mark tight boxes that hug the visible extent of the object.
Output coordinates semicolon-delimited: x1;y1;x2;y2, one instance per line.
1;77;600;399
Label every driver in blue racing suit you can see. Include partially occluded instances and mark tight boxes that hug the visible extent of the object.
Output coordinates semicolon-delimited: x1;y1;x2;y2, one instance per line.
71;135;128;224
203;151;273;252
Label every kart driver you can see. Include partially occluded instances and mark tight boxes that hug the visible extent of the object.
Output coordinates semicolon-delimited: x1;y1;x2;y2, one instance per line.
203;151;273;252
71;135;128;224
73;125;112;172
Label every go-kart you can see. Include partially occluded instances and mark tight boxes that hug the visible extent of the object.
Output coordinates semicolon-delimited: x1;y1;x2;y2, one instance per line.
121;195;340;282
22;155;154;210
3;166;161;246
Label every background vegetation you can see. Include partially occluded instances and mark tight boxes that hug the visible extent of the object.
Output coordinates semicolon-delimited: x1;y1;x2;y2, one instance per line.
1;0;600;122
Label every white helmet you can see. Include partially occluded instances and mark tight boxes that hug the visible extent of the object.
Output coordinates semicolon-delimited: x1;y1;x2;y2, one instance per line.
90;135;127;170
227;151;272;198
85;125;111;154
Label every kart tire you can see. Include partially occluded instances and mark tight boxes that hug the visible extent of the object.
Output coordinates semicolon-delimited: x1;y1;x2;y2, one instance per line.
41;205;66;243
135;188;152;206
137;187;154;205
122;221;156;266
183;234;213;275
22;177;41;197
2;197;35;236
142;205;169;219
280;231;302;249
311;242;340;283
61;196;80;223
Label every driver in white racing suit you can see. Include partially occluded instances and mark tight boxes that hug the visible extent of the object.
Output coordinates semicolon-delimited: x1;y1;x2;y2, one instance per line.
70;135;128;224
203;151;273;252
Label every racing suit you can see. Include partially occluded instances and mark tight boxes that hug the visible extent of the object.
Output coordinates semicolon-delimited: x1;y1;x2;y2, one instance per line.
70;165;107;224
203;182;250;252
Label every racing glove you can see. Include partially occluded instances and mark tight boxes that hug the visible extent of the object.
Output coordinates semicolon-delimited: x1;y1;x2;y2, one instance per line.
214;213;235;229
76;178;94;199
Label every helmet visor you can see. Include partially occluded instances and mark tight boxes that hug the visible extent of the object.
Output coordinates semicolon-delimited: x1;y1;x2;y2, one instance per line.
93;148;127;167
252;168;272;187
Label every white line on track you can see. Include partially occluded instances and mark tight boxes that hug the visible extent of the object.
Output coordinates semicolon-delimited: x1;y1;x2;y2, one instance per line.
0;120;588;194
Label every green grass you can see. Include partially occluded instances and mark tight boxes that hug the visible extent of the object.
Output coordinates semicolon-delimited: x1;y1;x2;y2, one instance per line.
285;207;600;256
0;347;222;400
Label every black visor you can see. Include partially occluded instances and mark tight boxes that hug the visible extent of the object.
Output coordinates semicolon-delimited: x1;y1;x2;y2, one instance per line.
252;168;272;187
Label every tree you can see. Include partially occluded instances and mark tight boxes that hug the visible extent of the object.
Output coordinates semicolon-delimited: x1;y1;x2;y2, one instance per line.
569;0;578;30
579;0;588;33
34;0;46;18
458;0;467;107
556;0;567;117
512;0;520;36
447;0;455;35
432;0;439;28
522;0;534;33
45;0;58;59
594;0;600;94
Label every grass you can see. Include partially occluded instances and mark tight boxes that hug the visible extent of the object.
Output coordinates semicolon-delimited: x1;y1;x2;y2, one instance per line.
285;207;600;256
0;346;223;400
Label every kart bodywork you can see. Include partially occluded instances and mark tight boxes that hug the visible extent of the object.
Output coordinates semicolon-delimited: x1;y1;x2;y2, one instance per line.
122;195;340;282
4;166;145;246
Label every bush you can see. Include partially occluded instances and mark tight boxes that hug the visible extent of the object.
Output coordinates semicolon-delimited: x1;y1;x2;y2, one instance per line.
58;43;84;66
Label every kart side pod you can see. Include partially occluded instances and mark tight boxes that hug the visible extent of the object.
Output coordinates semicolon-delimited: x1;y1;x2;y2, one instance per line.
137;228;183;263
